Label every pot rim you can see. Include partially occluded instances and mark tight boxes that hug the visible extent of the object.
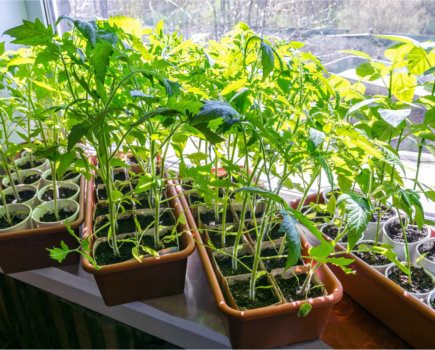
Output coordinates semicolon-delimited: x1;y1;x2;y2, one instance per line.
416;237;435;266
42;167;81;181
0;184;38;205
0;203;33;231
382;216;430;246
31;199;80;224
428;289;435;310
2;169;43;187
37;181;81;202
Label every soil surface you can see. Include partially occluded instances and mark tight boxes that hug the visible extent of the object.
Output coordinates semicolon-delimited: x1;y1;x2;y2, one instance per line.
136;211;175;231
39;207;76;223
200;209;241;226
190;193;205;204
301;207;331;224
370;204;396;223
244;222;284;242
120;185;131;195
41;187;77;201
95;216;136;238
98;187;108;201
431;299;435;310
0;215;25;229
3;190;36;204
12;174;41;185
418;241;435;262
326;190;342;200
215;253;255;277
95;176;104;185
261;247;304;272
120;200;134;211
94;204;109;218
323;225;349;242
275;273;325;302
229;276;279;311
17;159;45;170
46;170;78;181
136;194;167;209
207;230;238;249
354;242;390;266
182;180;193;191
385;221;428;243
388;266;435;294
125;156;139;165
114;172;126;181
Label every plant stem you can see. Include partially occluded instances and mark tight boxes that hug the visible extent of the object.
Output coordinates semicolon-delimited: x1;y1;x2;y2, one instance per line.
414;137;423;190
296;167;321;212
398;214;412;284
0;185;12;226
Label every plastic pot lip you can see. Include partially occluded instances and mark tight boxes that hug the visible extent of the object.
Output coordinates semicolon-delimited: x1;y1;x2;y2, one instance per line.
366;207;399;226
416;237;435;266
385;262;435;297
176;182;343;321
13;155;48;168
32;199;80;225
382;216;431;246
42;167;81;182
37;181;80;202
2;169;43;187
0;203;33;231
428;289;435;310
0;184;38;203
353;240;393;269
80;176;196;276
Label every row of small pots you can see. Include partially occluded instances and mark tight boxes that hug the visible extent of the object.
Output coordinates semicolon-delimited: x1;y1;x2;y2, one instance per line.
2;167;81;189
0;199;80;233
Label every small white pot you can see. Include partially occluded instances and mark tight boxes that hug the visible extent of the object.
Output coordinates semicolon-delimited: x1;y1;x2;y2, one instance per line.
42;168;81;187
365;207;399;241
2;169;43;189
13;156;48;173
320;224;364;249
0;185;39;209
385;263;435;299
354;240;392;274
382;217;430;263
32;199;80;228
38;182;80;204
0;203;33;233
427;289;435;311
416;238;435;277
123;154;142;174
322;187;340;204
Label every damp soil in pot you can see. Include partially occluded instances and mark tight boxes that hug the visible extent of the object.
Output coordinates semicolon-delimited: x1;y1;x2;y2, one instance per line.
370;204;396;223
215;253;255;277
261;247;304;272
39;207;76;223
323;225;350;243
301;207;331;224
17;159;45;170
0;214;26;229
354;242;390;266
46;170;78;181
200;209;241;226
190;192;205;204
418;241;435;262
229;275;280;311
125;156;139;165
136;211;175;231
275;273;324;302
98;187;108;201
95;216;136;238
206;228;239;249
388;266;435;294
113;171;126;182
136;193;167;209
3;190;36;204
41;187;78;201
385;221;428;243
94;204;109;218
95;176;104;185
12;174;41;185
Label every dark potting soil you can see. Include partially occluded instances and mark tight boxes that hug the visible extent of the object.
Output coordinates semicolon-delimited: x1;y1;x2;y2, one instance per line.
39;207;76;223
275;273;325;302
418;241;435;262
95;216;136;238
114;171;126;181
94;204;109;218
3;190;36;204
207;230;239;249
140;235;179;250
431;299;435;310
323;225;349;242
385;221;428;244
0;214;25;229
12;174;41;185
46;170;78;181
354;242;390;266
370;204;396;223
301;207;331;224
182;180;193;191
215;253;255;277
98;187;108;201
125;156;139;165
136;194;167;209
190;193;205;204
136;211;175;231
17;159;45;170
269;223;284;240
95;238;136;265
388;266;435;294
119;185;131;195
41;187;77;201
229;276;279;311
200;209;241;226
261;247;304;272
95;176;104;185
326;190;342;200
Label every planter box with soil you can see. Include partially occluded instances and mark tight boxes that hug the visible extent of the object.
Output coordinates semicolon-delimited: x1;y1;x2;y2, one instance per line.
81;176;195;307
0;175;86;274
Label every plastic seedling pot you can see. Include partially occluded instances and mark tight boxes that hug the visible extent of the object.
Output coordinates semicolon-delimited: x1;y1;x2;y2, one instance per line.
32;199;80;228
365;207;398;241
2;169;43;189
320;224;365;249
428;290;435;311
42;168;81;187
416;238;435;276
38;181;80;203
0;204;33;233
13;156;48;173
0;185;39;209
354;240;392;274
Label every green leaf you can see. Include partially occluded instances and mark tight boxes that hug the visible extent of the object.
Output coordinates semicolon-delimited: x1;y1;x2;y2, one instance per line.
391;73;416;102
337;175;352;192
92;107;123;132
298;302;312;317
371;120;403;141
338;50;372;61
56;15;75;26
193;123;226;145
132;108;180;127
0;42;4;56
3;18;54;46
234;187;285;206
326;192;336;215
68;122;90;153
110;158;126;169
407;46;435;75
162;78;181;98
191;100;239;126
382;146;405;175
74;20;98;45
91;41;114;82
309;128;325;148
47;241;70;263
374;35;419;46
336;192;372;250
260;40;274;80
34;145;60;159
345;98;381;118
318;157;334;190
96;30;118;45
57;152;77;180
202;49;215;67
130;90;159;105
279;211;302;270
378;109;411;128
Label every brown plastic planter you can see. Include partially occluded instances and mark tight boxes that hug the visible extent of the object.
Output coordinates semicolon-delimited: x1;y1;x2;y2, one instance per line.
81;176;195;307
290;193;435;349
0;176;85;274
175;182;343;349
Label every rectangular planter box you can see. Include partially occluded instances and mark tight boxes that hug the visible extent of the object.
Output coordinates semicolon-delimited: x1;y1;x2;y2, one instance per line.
291;193;435;349
176;182;343;349
81;176;195;307
0;176;85;274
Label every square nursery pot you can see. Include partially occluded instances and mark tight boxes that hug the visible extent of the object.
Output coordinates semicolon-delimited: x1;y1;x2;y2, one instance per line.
290;192;435;349
0;176;85;274
81;176;195;307
175;182;343;349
